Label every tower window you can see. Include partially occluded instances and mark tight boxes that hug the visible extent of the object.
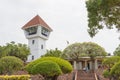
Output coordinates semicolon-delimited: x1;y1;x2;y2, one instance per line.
32;55;34;60
32;40;35;44
41;45;43;49
41;27;49;37
25;27;38;35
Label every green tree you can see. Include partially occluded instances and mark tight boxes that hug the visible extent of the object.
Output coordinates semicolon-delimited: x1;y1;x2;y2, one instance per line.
63;42;107;70
0;56;24;75
25;57;73;80
82;42;106;70
62;43;85;60
114;44;120;56
86;0;120;37
0;46;7;58
42;48;63;58
0;41;30;62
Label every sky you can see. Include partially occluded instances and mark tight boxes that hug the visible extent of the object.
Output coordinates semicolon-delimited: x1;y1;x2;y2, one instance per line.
0;0;120;54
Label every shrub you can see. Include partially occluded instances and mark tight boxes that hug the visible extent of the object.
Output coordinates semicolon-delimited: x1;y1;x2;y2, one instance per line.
0;56;24;75
0;75;30;80
103;69;110;78
110;62;120;79
31;61;62;77
25;57;73;74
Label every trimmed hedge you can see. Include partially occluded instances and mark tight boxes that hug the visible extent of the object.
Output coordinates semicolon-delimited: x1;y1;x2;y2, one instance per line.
31;61;62;77
0;56;24;75
25;57;73;74
0;75;30;80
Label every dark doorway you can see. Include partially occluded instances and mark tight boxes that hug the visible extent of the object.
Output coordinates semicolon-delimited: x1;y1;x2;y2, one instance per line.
87;63;90;70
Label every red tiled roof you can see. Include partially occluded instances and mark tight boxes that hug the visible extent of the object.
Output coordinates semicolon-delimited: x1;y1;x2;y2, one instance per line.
22;15;53;31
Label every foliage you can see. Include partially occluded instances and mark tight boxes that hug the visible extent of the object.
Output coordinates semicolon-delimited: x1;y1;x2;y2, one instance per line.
25;57;72;80
114;44;120;56
63;42;106;70
102;56;120;79
0;46;7;58
62;43;84;60
0;41;30;62
102;56;120;68
31;61;62;78
103;69;111;78
110;61;120;80
25;57;73;74
42;48;63;58
82;42;107;59
0;75;30;80
63;42;107;60
0;56;24;75
86;0;120;37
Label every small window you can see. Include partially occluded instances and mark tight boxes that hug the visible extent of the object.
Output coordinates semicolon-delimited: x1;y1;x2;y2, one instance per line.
32;40;35;44
32;55;34;60
41;45;43;49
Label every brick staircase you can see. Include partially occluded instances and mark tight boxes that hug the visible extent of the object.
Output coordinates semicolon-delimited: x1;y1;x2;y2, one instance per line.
57;72;74;80
77;70;96;80
95;68;109;80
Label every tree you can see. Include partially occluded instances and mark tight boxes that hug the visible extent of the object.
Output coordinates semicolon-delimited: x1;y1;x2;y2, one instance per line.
82;42;107;70
0;56;24;75
82;42;106;57
0;46;7;58
25;57;73;80
63;42;107;70
0;41;30;62
62;43;85;60
42;48;63;58
113;44;120;56
86;0;120;37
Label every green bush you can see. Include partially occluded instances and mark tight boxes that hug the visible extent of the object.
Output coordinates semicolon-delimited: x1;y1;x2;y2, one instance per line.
0;75;30;80
25;57;73;74
31;61;62;77
103;69;110;78
110;61;120;79
0;56;24;75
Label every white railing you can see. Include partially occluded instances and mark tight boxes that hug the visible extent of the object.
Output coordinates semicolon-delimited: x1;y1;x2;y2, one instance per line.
75;71;78;80
94;73;98;80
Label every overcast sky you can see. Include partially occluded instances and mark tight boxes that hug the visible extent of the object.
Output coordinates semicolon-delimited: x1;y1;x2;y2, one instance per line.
0;0;119;54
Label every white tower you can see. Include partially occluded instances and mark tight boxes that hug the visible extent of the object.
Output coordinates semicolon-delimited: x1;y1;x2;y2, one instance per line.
22;15;53;62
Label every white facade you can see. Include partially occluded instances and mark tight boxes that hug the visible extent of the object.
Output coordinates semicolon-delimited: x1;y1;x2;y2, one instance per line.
24;26;50;62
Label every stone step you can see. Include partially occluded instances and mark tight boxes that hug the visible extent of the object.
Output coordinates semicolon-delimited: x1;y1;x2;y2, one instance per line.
77;70;96;80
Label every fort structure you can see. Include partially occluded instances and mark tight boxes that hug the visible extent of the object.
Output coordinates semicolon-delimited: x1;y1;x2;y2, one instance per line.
22;15;52;62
